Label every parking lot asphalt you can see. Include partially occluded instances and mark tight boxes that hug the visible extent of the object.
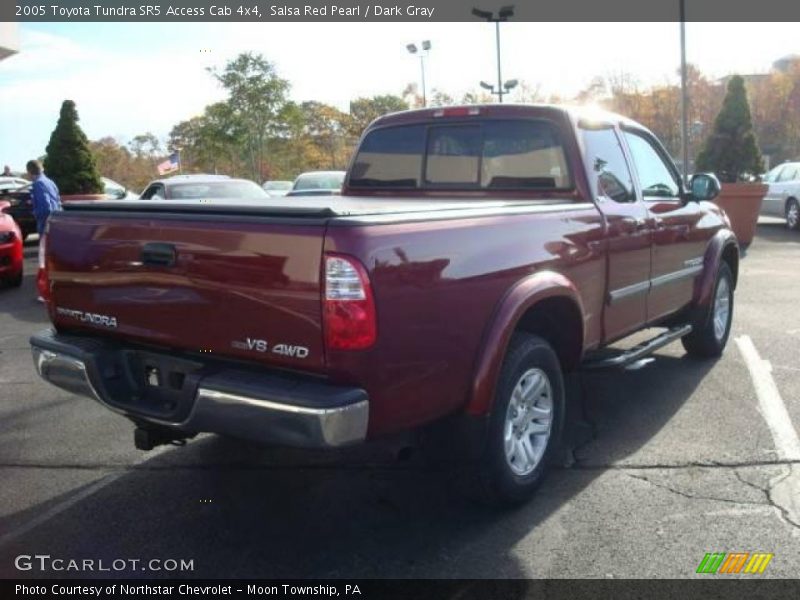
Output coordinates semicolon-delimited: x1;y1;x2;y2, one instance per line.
0;220;798;579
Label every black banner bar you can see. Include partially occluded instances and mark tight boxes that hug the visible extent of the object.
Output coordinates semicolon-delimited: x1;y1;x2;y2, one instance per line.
5;579;800;600
5;0;800;22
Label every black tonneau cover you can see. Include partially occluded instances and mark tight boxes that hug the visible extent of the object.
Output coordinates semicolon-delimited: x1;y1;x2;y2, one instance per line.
62;196;558;219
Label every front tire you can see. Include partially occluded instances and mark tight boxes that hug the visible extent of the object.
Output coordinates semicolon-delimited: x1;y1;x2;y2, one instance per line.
474;333;565;506
682;262;734;358
786;198;800;231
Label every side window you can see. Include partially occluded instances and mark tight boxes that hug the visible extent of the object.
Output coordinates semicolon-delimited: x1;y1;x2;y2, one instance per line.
777;165;800;182
141;185;164;200
623;131;680;198
581;127;636;203
763;165;784;183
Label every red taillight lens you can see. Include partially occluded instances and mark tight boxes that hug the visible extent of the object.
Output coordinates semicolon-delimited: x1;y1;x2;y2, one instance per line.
37;234;51;304
324;254;376;350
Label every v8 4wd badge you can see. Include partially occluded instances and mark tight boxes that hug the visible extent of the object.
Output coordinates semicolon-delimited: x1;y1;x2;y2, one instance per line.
231;338;309;359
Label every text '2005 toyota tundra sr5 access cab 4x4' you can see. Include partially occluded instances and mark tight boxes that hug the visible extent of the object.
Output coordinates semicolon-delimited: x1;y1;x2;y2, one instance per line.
31;105;739;504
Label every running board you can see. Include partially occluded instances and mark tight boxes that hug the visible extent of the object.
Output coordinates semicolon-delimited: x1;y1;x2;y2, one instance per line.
581;325;693;370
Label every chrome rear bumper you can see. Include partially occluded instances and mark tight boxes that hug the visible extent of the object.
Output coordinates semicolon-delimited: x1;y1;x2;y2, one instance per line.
31;330;369;448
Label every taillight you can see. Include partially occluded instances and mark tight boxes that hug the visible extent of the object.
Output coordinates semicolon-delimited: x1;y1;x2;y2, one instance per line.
323;254;376;350
37;233;51;304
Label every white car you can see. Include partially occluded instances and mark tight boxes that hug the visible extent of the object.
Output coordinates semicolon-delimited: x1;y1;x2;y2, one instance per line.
761;161;800;230
0;176;28;194
262;180;293;197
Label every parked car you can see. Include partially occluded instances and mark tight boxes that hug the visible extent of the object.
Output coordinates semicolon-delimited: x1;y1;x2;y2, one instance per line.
102;177;139;201
0;176;29;194
286;171;345;197
0;177;135;240
761;161;800;230
30;105;738;505
262;180;293;197
139;174;268;200
0;201;23;287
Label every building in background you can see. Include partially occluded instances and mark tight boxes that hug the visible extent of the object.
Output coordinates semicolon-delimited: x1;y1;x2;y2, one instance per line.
0;22;19;61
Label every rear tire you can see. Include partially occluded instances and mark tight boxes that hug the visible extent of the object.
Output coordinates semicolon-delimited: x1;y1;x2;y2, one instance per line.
682;262;734;358
786;198;800;231
471;333;565;506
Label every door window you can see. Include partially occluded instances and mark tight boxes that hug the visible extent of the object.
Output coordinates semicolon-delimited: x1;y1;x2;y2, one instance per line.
623;131;680;198
141;185;165;200
777;164;800;182
580;127;636;203
763;165;785;183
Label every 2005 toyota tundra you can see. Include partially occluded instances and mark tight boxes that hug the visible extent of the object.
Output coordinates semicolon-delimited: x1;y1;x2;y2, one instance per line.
31;105;738;504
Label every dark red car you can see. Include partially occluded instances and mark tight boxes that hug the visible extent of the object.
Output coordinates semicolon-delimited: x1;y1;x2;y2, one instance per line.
30;105;738;504
0;201;23;287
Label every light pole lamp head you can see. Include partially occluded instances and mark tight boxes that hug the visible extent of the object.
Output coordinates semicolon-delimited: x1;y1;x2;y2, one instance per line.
422;40;432;51
406;43;418;54
479;81;494;91
472;7;494;20
498;5;515;19
504;79;519;91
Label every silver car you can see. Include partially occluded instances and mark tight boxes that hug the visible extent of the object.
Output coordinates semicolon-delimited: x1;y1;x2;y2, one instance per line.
761;162;800;230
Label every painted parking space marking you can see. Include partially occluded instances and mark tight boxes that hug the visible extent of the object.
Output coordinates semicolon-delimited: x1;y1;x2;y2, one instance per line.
735;335;800;461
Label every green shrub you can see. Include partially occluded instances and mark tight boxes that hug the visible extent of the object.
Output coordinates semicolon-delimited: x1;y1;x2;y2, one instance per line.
43;100;104;194
695;75;764;183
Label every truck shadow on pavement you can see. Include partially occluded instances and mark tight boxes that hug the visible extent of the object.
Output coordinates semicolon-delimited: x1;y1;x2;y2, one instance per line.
0;352;715;580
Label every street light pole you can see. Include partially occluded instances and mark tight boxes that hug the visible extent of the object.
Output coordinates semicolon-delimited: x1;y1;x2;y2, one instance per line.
419;55;427;107
473;5;514;103
679;0;690;179
406;40;431;108
495;21;504;102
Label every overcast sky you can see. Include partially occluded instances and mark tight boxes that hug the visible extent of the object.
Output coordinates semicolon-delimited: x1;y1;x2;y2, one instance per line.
0;21;798;170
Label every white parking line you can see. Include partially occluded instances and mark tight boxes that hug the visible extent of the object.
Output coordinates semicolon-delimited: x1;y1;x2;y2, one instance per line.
735;335;800;461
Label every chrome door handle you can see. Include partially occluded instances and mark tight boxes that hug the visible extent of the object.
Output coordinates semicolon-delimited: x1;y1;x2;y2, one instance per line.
622;217;649;231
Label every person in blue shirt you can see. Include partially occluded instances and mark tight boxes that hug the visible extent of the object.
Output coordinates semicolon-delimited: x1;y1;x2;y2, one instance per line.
26;160;61;236
26;160;61;303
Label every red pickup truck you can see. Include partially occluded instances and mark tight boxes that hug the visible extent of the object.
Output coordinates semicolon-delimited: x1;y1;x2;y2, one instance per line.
31;105;738;504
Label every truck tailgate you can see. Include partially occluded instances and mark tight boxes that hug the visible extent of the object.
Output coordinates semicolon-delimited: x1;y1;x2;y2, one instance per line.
46;210;327;371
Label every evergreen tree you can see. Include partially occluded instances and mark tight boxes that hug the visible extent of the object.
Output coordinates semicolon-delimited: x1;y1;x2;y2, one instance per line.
695;75;764;183
43;100;104;194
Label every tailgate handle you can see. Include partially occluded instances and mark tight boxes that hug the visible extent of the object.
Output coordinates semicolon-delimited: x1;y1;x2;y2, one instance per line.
141;243;177;267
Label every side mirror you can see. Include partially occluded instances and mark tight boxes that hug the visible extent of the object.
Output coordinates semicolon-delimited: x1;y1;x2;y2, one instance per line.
690;173;721;202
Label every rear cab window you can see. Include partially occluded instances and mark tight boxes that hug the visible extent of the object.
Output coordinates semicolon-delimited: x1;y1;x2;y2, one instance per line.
348;119;572;192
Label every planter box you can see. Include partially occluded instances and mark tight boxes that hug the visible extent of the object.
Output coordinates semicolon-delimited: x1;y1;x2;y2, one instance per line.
712;182;766;247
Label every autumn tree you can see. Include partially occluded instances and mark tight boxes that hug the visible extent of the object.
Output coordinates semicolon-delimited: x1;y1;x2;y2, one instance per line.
460;90;494;104
348;95;408;139
695;75;764;182
44;100;104;194
89;137;153;191
750;62;800;163
298;101;350;169
129;132;162;159
208;53;292;182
